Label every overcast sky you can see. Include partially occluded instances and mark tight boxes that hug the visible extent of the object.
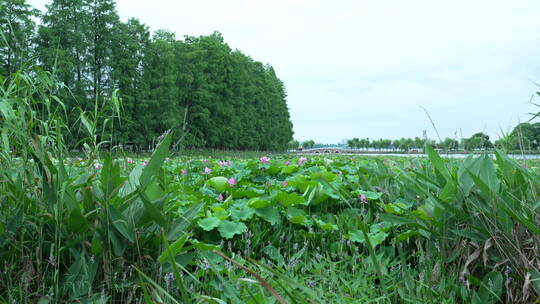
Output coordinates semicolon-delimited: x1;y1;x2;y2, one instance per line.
28;0;540;144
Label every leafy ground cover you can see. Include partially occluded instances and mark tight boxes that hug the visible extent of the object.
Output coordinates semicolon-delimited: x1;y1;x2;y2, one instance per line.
2;135;540;303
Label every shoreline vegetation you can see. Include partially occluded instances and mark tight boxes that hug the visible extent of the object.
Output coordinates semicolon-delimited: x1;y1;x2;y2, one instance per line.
296;149;540;156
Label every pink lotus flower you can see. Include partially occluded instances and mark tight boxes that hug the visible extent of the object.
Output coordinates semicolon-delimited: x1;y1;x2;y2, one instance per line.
219;160;231;167
204;167;212;174
359;194;367;204
260;156;270;164
282;180;288;187
127;158;133;164
142;160;148;166
218;193;224;201
181;169;187;175
284;160;291;166
297;157;307;166
228;177;237;186
94;163;102;170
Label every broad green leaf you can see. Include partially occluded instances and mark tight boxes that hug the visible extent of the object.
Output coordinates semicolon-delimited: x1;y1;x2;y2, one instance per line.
197;217;221;231
425;144;449;179
218;220;247;239
108;205;135;242
305;184;331;205
348;230;388;247
64;252;97;299
140;131;172;189
206;176;229;193
234;187;264;198
314;219;337;231
167;202;204;241
248;197;272;208
285;207;309;226
140;193;167;227
477;155;499;193
100;154;121;199
458;155;477;195
439;179;457;203
121;164;143;196
158;234;189;264
255;206;281;225
310;169;337;182
68;209;89;234
108;226;127;256
287;175;316;192
267;165;281;175
383;199;414;215
209;206;230;220
477;272;503;303
185;239;221;251
230;203;255;221
189;240;221;251
281;165;297;174
145;179;166;201
274;191;304;207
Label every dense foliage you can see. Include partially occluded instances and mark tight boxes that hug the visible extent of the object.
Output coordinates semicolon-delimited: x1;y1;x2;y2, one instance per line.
1;0;294;151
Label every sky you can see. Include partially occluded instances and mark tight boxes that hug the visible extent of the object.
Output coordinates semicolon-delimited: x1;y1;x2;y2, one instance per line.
28;0;540;144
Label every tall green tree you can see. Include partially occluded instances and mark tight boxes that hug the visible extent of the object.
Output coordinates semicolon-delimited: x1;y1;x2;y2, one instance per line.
302;140;315;149
36;0;91;146
138;30;181;148
110;18;150;144
18;1;295;151
440;137;459;150
463;132;492;150
0;0;39;76
36;0;87;90
84;0;119;104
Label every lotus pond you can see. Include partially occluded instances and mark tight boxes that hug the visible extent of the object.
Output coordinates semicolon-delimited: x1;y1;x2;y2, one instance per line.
2;137;540;303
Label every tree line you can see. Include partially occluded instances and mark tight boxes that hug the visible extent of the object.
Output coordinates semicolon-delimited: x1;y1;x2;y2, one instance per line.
0;0;294;151
343;134;493;152
287;124;540;153
342;124;540;153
